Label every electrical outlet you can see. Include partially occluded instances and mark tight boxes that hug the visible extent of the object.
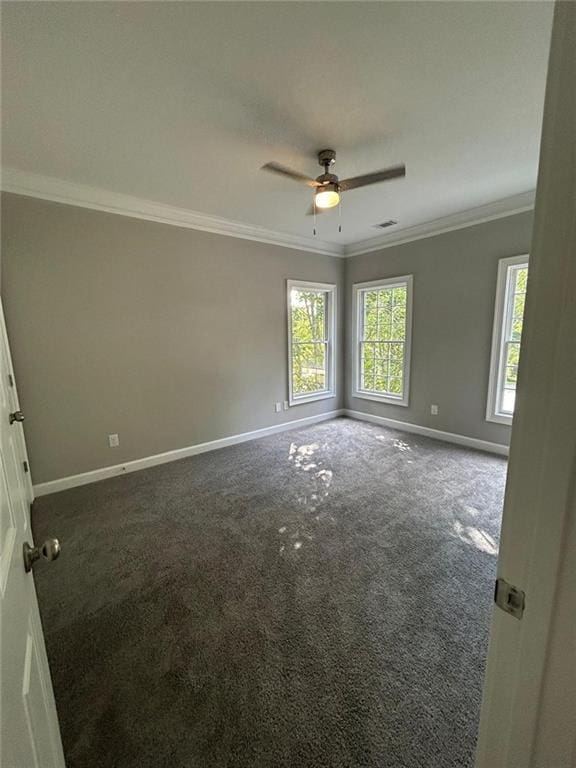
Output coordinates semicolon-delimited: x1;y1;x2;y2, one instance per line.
283;401;289;411
430;405;439;416
274;402;282;413
108;433;120;448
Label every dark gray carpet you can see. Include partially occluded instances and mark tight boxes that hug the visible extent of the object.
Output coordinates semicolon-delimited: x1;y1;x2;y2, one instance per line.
33;417;507;768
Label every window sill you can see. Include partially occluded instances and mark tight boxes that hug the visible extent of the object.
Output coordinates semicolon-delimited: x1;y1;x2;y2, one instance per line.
289;391;335;407
352;390;409;407
486;412;513;426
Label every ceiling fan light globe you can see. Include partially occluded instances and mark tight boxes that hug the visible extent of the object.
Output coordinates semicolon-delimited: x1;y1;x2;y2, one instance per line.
315;189;340;209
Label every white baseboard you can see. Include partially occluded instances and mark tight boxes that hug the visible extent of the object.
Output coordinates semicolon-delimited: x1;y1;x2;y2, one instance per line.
344;409;509;456
34;407;507;497
33;409;345;497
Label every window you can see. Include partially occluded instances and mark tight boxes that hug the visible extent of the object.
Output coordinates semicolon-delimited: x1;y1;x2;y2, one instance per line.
287;280;336;405
487;255;529;424
352;276;413;406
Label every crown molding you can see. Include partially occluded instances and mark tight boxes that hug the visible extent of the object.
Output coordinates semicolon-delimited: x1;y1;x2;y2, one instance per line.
343;190;536;257
1;167;535;260
0;168;344;258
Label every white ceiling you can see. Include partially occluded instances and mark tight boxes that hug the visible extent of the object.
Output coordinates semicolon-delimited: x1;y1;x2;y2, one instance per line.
1;1;553;249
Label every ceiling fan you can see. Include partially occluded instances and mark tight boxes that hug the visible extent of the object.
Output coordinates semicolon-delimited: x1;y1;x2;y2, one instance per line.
261;149;406;215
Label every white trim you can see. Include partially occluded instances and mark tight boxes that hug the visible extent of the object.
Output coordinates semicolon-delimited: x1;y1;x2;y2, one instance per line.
33;409;345;497
32;407;508;496
1;167;535;258
287;280;337;407
486;254;530;425
0;168;343;258
345;192;535;257
351;275;413;408
345;409;509;456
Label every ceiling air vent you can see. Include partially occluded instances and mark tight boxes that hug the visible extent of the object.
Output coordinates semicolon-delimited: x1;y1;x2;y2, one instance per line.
374;220;398;229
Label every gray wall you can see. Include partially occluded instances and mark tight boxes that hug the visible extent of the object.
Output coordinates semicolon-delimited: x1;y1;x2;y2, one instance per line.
1;194;344;483
1;192;534;485
344;211;534;446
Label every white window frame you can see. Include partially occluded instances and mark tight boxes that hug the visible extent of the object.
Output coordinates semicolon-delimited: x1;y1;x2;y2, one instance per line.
486;254;529;425
351;275;413;407
287;279;336;406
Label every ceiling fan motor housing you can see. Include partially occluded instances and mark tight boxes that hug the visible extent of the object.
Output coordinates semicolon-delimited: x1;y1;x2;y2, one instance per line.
316;173;339;187
316;150;338;186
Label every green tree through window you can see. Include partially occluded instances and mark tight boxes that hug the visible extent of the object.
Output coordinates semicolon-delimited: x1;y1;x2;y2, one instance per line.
360;286;406;396
288;283;334;402
501;265;528;414
354;278;411;404
487;255;529;423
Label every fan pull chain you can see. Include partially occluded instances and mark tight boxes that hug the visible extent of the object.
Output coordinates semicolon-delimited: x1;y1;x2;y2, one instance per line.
338;192;342;234
313;197;317;236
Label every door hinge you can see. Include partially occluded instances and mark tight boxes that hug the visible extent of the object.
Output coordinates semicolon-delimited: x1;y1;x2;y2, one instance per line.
495;577;525;619
23;460;29;474
8;373;14;387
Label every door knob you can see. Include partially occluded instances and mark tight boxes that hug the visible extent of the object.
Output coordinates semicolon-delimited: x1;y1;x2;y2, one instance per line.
9;410;25;424
23;539;61;573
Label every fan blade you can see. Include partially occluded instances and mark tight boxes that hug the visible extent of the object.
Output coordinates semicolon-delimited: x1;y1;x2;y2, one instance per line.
261;162;320;188
305;204;328;216
339;164;405;191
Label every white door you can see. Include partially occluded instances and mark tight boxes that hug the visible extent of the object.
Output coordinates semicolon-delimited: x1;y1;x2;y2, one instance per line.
0;299;65;768
475;3;576;766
